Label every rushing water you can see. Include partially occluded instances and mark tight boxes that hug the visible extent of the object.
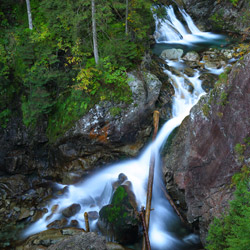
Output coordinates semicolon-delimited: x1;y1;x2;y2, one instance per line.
23;5;226;250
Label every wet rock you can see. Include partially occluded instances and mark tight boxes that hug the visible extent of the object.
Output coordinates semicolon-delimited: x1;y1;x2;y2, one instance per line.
16;228;85;249
70;219;79;227
160;48;184;60
31;208;49;222
98;182;140;244
18;207;30;221
183;51;200;62
164;53;250;244
88;211;99;220
204;61;220;69
47;218;68;229
47;232;107;250
184;67;195;77
199;73;219;93
112;173;128;190
62;203;81;218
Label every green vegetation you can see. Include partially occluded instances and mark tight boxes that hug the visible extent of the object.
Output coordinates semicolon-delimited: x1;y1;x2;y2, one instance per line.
206;166;250;250
228;0;239;6
219;91;228;106
206;138;250;250
202;103;210;117
0;0;159;139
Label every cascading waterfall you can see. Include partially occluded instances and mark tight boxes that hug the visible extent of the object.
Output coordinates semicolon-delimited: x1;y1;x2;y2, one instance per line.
154;5;223;44
23;6;225;250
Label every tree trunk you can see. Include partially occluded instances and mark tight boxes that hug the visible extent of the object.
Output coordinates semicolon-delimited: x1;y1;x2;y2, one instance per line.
125;0;128;35
25;0;33;30
91;0;99;65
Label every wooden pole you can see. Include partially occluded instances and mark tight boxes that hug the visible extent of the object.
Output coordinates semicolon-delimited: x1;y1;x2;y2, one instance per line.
140;207;151;250
142;110;160;250
84;212;90;232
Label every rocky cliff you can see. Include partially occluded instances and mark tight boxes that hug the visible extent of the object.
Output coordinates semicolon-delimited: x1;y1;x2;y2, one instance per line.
163;53;250;244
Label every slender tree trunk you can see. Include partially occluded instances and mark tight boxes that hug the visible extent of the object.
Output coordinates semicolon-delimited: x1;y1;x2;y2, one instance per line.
91;0;99;65
25;0;33;30
125;0;128;35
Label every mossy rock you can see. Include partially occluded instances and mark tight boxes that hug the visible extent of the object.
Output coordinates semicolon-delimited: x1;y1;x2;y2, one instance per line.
98;186;141;244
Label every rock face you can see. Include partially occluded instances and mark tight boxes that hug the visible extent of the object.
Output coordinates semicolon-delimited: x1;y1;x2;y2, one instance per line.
163;53;250;244
182;0;250;38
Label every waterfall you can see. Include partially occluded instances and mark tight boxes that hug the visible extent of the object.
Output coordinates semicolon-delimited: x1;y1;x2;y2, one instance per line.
154;5;223;44
23;5;224;250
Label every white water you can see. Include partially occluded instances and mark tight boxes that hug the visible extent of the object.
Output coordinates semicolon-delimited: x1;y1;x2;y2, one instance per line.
23;6;224;250
154;6;223;45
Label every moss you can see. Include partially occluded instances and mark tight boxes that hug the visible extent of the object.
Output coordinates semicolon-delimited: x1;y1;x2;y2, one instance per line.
219;91;229;106
109;107;122;117
234;143;246;156
111;186;128;206
202;104;210;117
209;11;224;30
216;112;224;118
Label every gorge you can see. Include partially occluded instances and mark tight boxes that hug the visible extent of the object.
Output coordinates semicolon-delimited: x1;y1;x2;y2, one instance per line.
0;1;250;250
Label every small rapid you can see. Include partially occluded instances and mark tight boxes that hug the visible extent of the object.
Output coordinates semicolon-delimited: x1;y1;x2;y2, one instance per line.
23;5;227;250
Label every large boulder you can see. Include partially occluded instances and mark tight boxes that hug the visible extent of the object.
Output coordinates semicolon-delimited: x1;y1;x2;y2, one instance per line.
163;53;250;244
98;180;141;244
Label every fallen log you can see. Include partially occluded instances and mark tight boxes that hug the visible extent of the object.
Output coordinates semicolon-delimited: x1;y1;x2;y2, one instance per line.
142;110;160;250
140;206;151;250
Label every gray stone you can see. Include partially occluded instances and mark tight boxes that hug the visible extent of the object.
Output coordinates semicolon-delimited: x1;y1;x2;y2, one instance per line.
183;51;200;62
160;49;184;60
47;232;107;250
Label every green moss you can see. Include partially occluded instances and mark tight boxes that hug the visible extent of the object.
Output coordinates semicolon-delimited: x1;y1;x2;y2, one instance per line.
202;104;210;117
234;143;246;156
219;91;229;106
209;11;224;30
101;186;130;223
109;107;122;117
111;186;128;206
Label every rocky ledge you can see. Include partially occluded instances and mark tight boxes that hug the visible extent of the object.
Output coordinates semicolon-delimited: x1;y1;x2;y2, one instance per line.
163;53;250;244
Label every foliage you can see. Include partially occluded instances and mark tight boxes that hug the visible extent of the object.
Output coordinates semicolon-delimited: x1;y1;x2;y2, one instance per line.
206;138;250;250
228;0;239;7
0;0;153;140
46;89;91;142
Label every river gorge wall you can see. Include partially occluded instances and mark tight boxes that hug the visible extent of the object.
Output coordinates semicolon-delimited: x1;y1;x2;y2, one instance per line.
163;53;250;244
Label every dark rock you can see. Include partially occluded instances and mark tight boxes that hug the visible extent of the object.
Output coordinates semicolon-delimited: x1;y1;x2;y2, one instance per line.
70;219;79;227
62;204;81;218
98;183;141;244
163;53;250;244
199;73;219;92
47;218;68;229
